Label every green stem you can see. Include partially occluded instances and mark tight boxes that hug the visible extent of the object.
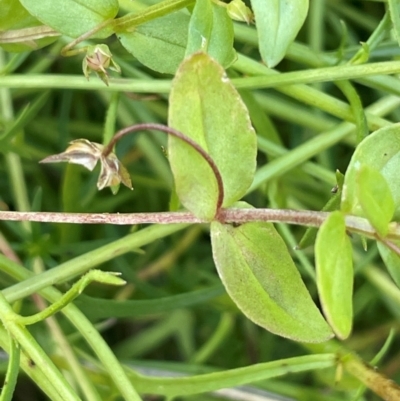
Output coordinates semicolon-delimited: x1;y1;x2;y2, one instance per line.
0;50;31;233
0;74;172;92
15;270;125;325
0;255;144;401
232;61;400;90
0;293;81;401
0;336;20;401
114;0;195;31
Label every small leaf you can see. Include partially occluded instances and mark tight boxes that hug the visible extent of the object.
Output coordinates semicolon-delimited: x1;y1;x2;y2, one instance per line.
211;219;333;342
377;241;400;288
250;0;309;67
356;164;395;237
341;123;400;220
186;0;213;56
118;12;189;75
315;211;353;339
226;0;254;24
186;0;236;67
19;0;118;38
168;52;257;220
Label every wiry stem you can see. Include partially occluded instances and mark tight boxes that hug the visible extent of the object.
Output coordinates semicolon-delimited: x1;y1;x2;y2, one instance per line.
102;123;225;215
1;209;400;251
61;19;115;57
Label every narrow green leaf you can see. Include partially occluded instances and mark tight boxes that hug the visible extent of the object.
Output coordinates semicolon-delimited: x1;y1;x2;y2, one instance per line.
168;52;257;220
315;211;353;339
388;0;400;47
250;0;309;67
19;0;118;38
186;0;236;67
341;123;400;220
75;285;224;320
210;220;333;342
118;12;189;74
0;91;50;144
129;354;336;396
356;165;395;237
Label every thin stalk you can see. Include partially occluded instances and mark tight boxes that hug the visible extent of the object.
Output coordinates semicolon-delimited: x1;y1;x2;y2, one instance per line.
0;336;20;401
0;209;397;242
0;294;81;401
103;123;224;214
114;0;195;31
0;50;31;233
61;19;115;56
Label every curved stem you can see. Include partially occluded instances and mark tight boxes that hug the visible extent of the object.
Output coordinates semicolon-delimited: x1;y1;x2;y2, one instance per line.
103;123;225;214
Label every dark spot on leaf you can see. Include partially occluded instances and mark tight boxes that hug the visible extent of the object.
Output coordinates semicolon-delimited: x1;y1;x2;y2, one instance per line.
28;359;35;368
231;222;242;228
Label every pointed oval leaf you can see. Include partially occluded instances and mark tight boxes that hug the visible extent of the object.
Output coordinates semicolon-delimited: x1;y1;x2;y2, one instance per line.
211;220;333;342
19;0;118;38
250;0;309;67
341;123;400;220
168;52;257;220
186;0;236;67
316;211;353;339
356;164;395;237
118;12;189;75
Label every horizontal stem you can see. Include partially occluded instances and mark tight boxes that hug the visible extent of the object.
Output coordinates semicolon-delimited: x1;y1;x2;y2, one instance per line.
0;209;396;240
3;59;400;92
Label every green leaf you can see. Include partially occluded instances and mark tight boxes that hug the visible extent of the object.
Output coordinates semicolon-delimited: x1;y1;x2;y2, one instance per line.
249;0;309;67
186;0;236;67
0;1;59;52
315;211;353;339
118;12;189;75
210;219;333;342
19;0;118;38
388;0;400;47
75;285;224;320
341;123;400;220
186;0;213;55
0;0;37;30
168;52;257;220
377;241;400;288
356;165;395;237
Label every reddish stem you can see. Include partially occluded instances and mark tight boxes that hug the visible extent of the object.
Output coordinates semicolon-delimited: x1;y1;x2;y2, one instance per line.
102;123;225;215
